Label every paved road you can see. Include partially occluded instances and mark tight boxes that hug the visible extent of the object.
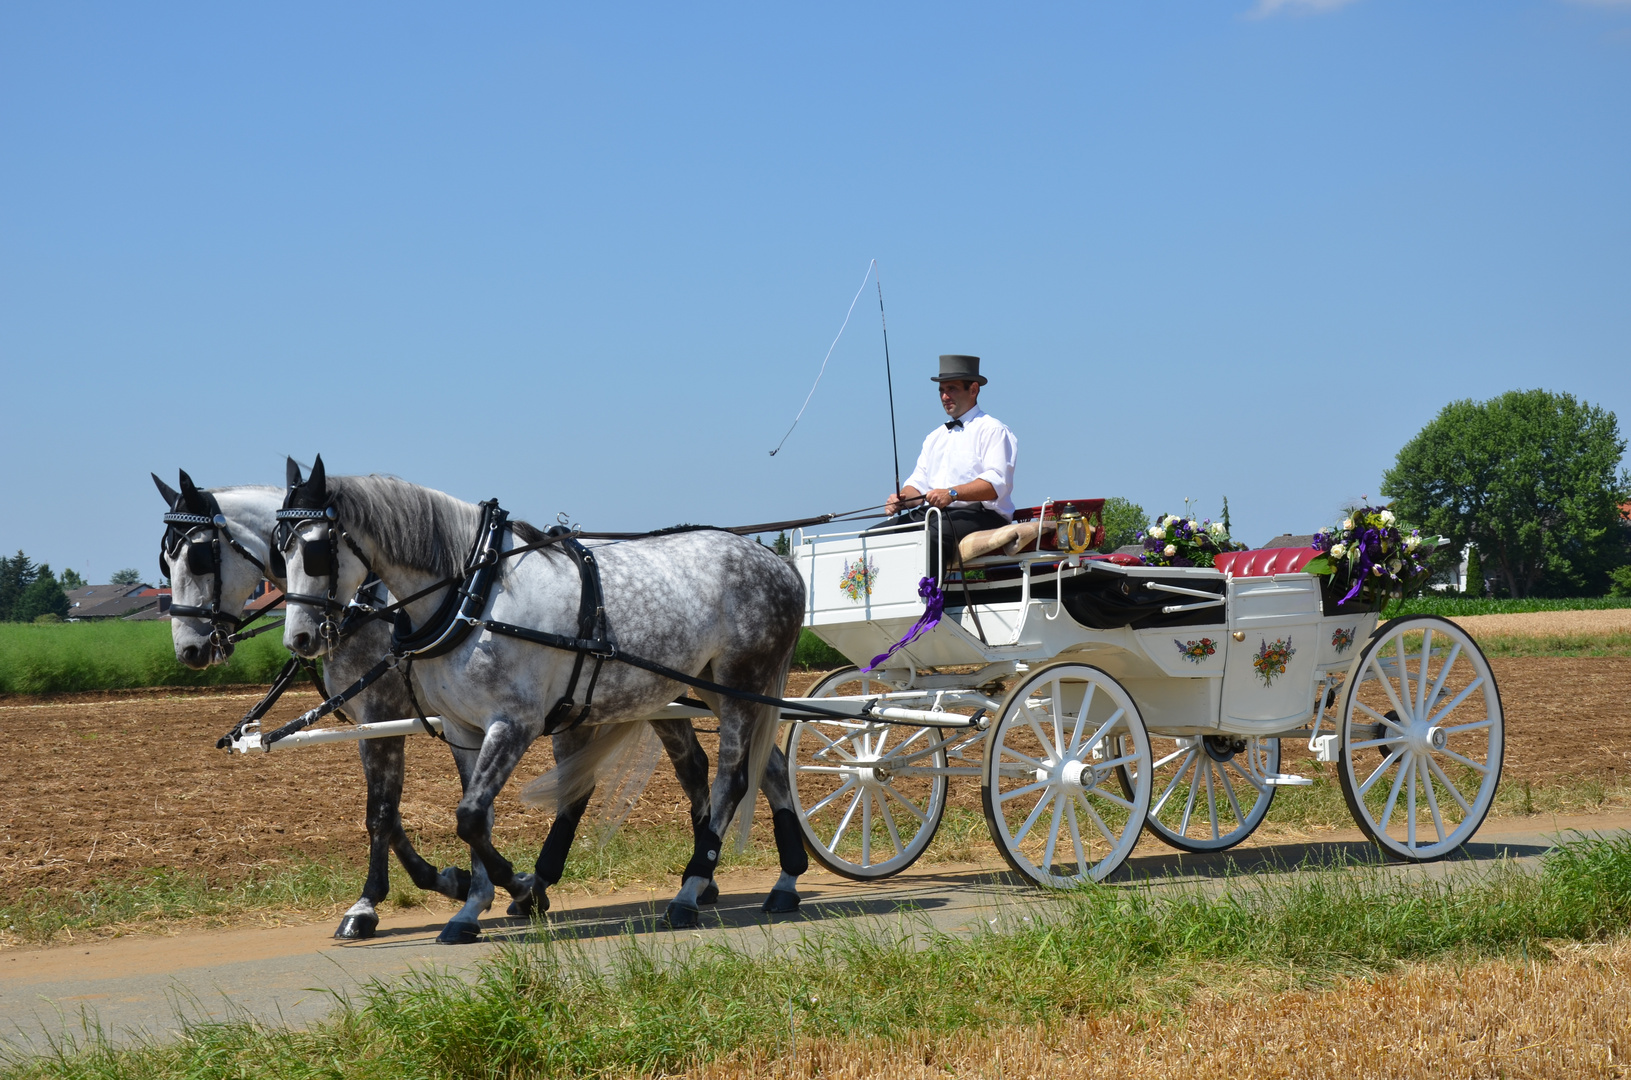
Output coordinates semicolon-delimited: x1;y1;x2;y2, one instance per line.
4;812;1625;1055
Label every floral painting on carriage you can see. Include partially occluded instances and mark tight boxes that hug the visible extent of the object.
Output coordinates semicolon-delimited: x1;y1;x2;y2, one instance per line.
1252;636;1296;686
838;556;878;601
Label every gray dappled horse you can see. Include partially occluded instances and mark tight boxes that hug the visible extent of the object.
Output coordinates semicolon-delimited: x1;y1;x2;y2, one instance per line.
277;458;810;942
155;469;721;939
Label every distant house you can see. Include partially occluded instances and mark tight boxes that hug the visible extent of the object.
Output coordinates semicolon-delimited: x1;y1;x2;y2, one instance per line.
66;583;159;620
1255;534;1317;551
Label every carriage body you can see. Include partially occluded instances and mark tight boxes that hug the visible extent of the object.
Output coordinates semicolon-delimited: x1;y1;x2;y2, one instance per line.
788;515;1498;885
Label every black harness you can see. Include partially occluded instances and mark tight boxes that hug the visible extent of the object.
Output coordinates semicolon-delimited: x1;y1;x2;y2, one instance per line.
259;497;890;750
161;493;281;657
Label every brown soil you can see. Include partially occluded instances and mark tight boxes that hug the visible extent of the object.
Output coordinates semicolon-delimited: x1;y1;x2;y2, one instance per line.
3;661;1629;904
0;670;834;900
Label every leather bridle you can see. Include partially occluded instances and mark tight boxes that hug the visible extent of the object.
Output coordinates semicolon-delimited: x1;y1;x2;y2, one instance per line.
160;496;279;659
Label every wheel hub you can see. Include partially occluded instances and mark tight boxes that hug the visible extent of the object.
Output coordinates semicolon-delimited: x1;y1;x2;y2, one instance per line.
1203;735;1247;763
1037;756;1097;792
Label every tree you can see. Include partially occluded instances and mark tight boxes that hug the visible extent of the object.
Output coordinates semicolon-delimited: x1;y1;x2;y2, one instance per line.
1382;390;1629;598
59;567;86;591
0;550;39;622
1097;497;1150;554
1463;546;1484;596
14;564;69;622
109;568;144;586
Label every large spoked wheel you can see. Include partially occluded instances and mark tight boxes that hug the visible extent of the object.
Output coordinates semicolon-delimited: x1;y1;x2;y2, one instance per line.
784;666;950;880
1338;615;1503;860
1125;735;1279;853
982;662;1152;886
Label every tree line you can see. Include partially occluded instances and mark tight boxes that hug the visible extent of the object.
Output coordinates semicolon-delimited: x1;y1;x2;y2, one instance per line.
1098;389;1629;600
0;552;77;622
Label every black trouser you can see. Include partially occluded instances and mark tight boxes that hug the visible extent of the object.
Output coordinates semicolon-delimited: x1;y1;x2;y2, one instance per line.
882;505;1010;580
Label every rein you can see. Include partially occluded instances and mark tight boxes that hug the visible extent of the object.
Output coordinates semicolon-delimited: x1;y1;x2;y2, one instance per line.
264;498;889;748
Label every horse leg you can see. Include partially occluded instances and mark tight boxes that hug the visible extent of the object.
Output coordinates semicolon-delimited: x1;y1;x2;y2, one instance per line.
440;719;535;945
756;744;807;914
508;726;600;919
664;700;769;929
334;735;400;940
649;718;718;905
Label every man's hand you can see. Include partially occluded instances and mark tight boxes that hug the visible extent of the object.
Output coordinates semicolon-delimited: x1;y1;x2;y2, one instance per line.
923;488;953;509
886;487;923;516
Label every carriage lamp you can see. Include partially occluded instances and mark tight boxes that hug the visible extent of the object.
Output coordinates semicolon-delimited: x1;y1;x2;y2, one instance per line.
1054;509;1092;554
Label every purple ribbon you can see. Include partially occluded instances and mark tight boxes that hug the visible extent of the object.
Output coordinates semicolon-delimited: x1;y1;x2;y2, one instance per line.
864;576;944;673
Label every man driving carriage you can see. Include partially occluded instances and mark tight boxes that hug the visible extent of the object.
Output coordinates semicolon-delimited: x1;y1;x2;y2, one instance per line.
882;354;1018;574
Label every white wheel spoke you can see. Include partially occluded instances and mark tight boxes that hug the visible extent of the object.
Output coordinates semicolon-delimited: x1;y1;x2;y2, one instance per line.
1085;784;1136;812
805;778;858;817
1425;753;1474;816
997;777;1055;805
1442;718;1493;736
828;787;863;851
1437;747;1489;773
1064;796;1089;877
1081;709;1127;762
1349;736;1406;751
1203;761;1220;840
1426;677;1486;729
1042;789;1066;873
882;783;930;824
1026;709;1056;758
1079;793;1119;849
1425;640;1463;717
1415;628;1434;717
877;788;905;856
804;725;860;760
1355;699;1405;732
1049;678;1066;760
1226;756;1269;794
1368;653;1412;722
1069;682;1097;753
1217;760;1246;824
1153;744;1193;770
999;746;1047;770
1179;765;1201;835
1014;788;1057;845
1153;750;1197;814
1379;750;1412;831
1419;756;1445;843
1359;747;1406;796
860;788;873;864
1406;754;1419;849
1096;752;1141;772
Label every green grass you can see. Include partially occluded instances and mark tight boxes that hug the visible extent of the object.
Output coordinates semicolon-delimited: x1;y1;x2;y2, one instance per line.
1389;595;1631;617
1466;631;1631;658
794;629;847;669
0;621;291;695
10;834;1631;1078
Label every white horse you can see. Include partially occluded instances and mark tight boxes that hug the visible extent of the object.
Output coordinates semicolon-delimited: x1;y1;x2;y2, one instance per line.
155;467;721;939
278;458;810;941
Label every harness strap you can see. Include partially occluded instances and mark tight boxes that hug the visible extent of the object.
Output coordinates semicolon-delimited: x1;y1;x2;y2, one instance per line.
540;539;614;735
262;653;398;746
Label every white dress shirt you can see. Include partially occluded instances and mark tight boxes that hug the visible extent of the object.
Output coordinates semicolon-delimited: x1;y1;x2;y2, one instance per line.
903;405;1018;520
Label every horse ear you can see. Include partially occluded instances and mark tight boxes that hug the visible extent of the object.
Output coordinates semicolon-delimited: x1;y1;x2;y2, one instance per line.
309;455;327;500
286;457;303;491
152;472;181;507
178;470;210;515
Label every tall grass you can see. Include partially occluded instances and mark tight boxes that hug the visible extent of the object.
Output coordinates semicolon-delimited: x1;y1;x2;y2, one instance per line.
9;834;1631;1078
0;620;290;695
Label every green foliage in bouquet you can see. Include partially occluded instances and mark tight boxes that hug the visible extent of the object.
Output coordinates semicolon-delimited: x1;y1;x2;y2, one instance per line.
1305;503;1442;607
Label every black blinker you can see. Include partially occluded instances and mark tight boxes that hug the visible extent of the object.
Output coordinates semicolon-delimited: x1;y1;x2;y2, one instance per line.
187;541;219;576
269;547;286;580
301;538;333;578
160;551;171;582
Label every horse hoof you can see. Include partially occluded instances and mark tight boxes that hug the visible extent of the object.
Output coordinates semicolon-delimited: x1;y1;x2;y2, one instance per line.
436;918;482;945
762;888;800;915
699;882;719;906
507;890;549;918
662;902;701;929
334;912;379;940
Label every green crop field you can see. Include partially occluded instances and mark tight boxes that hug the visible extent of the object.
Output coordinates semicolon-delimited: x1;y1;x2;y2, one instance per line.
0;620;291;695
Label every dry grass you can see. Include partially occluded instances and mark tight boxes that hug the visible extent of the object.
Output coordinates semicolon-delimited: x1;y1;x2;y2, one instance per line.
1450;607;1631;638
682;939;1631;1079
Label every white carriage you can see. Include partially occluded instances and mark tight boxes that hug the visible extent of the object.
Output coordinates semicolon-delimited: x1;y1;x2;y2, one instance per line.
782;506;1503;885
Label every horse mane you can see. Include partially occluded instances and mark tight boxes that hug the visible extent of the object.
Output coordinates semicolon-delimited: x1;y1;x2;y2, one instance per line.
327;475;553;577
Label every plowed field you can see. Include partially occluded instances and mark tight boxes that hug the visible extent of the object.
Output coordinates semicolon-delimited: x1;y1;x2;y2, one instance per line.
4;660;1630;901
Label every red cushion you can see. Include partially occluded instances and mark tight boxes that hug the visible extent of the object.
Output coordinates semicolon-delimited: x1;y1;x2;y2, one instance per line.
1084;552;1144;566
1213;547;1319;577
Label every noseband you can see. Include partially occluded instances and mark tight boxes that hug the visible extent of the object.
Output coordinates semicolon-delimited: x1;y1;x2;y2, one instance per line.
161;500;275;658
274;505;380;644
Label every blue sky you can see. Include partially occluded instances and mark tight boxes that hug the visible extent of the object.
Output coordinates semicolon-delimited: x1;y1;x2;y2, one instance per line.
3;1;1628;582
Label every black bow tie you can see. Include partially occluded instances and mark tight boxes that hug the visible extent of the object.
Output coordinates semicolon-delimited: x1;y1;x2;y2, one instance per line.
945;418;963;431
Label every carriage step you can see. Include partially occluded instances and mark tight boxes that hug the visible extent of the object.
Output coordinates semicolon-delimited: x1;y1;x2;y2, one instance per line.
1263;773;1314;787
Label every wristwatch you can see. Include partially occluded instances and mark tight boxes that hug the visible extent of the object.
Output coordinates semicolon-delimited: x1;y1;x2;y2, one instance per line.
948;488;959;503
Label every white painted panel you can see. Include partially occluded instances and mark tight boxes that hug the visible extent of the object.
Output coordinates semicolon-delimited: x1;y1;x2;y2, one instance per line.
1221;576;1321;725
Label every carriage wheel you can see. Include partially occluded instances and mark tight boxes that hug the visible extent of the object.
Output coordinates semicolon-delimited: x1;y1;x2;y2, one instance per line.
1337;615;1503;860
982;662;1152;886
1122;735;1279;852
784;666;950;880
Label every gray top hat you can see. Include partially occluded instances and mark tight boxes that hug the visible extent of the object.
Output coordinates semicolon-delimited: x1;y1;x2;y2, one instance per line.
932;354;987;385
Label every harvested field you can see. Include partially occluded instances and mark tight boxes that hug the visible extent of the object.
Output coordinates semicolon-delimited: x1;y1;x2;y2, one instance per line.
4;652;1631;929
1451;606;1631;638
682;939;1631;1079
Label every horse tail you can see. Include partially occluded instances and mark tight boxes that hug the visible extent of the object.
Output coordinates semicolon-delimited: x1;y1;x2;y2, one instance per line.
734;635;797;853
519;722;645;810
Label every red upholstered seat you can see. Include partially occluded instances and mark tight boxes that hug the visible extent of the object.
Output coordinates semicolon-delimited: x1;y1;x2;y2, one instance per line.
1213;547;1319;577
1084;552;1144;566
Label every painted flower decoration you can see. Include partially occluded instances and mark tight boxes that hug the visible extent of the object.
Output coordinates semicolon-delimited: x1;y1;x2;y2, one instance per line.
1174;638;1218;663
1330;626;1355;654
838;557;878;601
1252;637;1297;687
